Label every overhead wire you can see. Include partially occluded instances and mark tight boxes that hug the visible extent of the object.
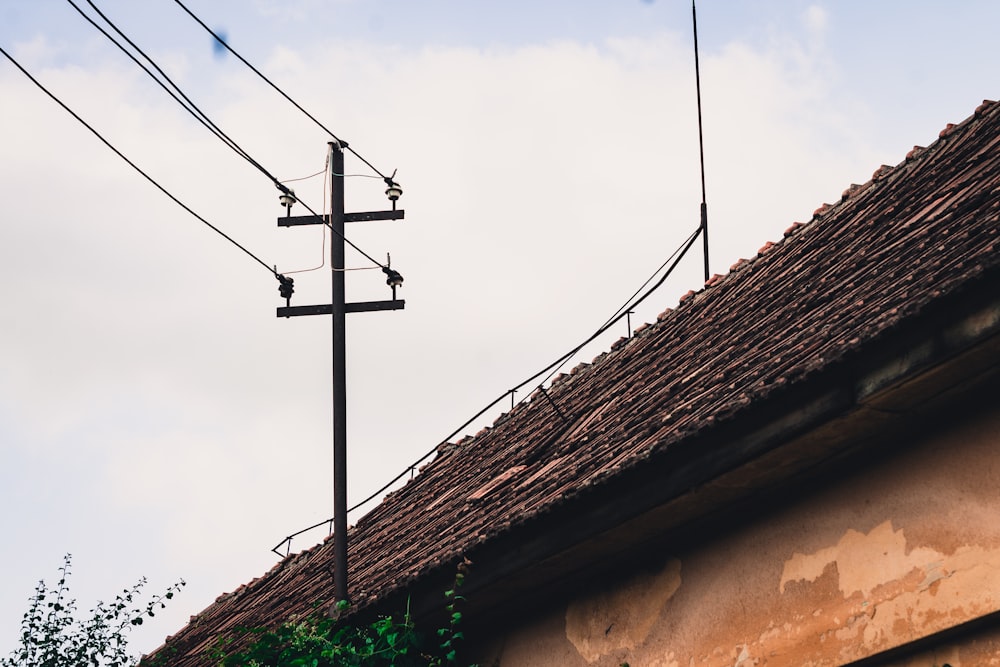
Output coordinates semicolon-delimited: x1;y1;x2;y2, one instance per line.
63;0;710;553
69;0;394;272
279;168;326;184
65;0;707;550
537;224;702;387
64;0;704;549
339;224;704;519
328;7;717;534
171;0;394;182
0;45;277;277
275;165;392;276
67;0;286;193
279;160;329;276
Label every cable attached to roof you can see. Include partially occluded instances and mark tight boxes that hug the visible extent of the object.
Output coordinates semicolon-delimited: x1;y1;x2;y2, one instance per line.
350;225;702;515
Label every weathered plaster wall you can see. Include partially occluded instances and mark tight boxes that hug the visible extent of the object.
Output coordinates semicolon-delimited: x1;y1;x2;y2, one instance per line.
477;405;1000;666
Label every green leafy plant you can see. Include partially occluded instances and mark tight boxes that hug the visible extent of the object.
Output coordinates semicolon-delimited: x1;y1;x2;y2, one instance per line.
211;605;422;667
212;561;474;667
2;554;185;667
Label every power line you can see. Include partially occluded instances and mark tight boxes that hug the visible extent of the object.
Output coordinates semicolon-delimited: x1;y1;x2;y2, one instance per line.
68;0;392;272
67;0;287;194
0;45;277;278
280;169;326;184
279;162;330;276
273;220;701;555
538;224;702;387
346;224;702;516
271;223;703;553
171;0;395;183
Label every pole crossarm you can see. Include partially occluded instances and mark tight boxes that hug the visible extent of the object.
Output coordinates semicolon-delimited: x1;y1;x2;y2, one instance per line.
278;209;405;227
277;300;405;318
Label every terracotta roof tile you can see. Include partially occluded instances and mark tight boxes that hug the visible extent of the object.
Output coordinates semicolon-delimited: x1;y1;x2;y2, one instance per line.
812;203;832;218
147;101;1000;665
729;256;752;272
782;222;806;237
756;240;776;256
872;164;893;180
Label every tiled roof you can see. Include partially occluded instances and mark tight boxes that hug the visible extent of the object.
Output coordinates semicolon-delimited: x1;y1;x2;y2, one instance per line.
148;100;1000;664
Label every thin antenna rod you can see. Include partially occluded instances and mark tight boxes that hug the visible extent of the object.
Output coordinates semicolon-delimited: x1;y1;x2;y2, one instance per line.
692;0;710;282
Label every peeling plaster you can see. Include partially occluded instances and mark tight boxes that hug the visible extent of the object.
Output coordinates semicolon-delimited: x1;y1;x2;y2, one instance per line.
779;519;1000;659
480;409;1000;666
565;558;682;663
780;521;943;598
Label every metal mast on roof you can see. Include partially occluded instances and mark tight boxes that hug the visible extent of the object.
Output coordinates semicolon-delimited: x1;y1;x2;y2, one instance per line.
692;0;710;282
276;141;405;604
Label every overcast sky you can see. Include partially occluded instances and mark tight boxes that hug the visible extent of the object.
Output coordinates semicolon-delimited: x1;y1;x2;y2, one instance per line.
1;0;998;658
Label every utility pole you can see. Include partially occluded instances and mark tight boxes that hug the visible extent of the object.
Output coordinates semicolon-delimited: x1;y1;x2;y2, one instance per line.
277;141;404;603
330;141;349;604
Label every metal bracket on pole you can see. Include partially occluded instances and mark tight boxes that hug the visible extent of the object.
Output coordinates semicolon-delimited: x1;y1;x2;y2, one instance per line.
278;210;405;227
277;300;405;318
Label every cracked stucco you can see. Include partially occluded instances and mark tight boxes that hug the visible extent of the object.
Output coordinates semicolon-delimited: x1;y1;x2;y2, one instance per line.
565;558;682;663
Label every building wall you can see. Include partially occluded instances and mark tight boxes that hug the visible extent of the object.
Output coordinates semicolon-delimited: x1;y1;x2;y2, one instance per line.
475;403;1000;666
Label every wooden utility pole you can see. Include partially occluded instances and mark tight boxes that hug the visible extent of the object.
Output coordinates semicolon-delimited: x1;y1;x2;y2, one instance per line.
277;141;404;602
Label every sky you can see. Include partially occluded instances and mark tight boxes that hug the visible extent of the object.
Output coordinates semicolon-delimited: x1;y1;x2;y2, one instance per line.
1;0;998;658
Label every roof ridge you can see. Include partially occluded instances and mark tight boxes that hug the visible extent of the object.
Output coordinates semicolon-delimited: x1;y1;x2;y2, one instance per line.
643;98;1000;326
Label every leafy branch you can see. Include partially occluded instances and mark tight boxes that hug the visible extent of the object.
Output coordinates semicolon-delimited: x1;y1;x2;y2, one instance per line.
2;554;185;667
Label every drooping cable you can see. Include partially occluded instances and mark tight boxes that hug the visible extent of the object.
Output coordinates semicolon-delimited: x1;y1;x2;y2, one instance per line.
171;0;392;181
280;161;329;275
0;45;277;278
269;224;704;554
280;169;326;184
538;225;702;388
344;225;702;516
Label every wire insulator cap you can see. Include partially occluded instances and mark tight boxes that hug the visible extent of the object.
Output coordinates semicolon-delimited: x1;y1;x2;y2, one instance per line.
384;180;402;202
277;274;295;305
382;267;404;288
279;189;297;211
